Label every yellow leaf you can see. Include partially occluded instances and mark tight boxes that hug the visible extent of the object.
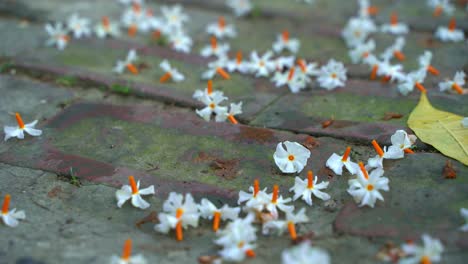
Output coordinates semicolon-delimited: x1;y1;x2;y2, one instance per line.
408;93;468;166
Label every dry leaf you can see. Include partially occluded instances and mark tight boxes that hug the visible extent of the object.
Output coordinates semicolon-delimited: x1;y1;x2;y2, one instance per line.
443;160;457;179
408;93;468;165
382;112;403;121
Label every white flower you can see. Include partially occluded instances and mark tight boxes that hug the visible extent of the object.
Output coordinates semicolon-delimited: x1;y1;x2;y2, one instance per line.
366;140;385;170
342;17;376;48
349;39;376;64
1;194;25;228
4;113;42;141
216;214;257;262
418;50;439;76
296;59;319;77
317;59;347;90
272;30;300;54
201;56;231;80
113;49;139;75
326;146;358;175
274;141;311;173
381;13;409;35
427;0;455;17
45;23;69;50
159;60;185;83
274;56;295;71
206;17;236;39
435;18;465;42
282;242;331;264
109;239;147;264
377;59;406;83
216;102;243;124
384;130;416;159
115;176;155;209
154;192;200;241
195;93;228;121
118;0;144;5
262;208;308;240
397;69;427;96
193;80;225;101
238;179;269;212
380;37;406;61
248;51;276;77
199;198;240;231
271;67;309;93
399;234;444;264
439;71;465;94
264;185;294;218
290;170;330;206
460;208;468;231
347;164;389;208
226;0;252;17
67;13;91;39
95;16;120;38
120;3;151;35
168;31;192;53
200;37;230;58
226;51;250;73
161;5;189;30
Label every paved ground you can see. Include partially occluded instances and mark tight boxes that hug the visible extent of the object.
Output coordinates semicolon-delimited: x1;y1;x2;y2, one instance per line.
0;0;467;263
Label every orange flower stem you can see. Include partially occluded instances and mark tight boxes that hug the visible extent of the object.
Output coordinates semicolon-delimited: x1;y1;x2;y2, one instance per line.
207;80;213;95
175;222;183;241
415;82;427;93
427;65;439;76
358;162;369;180
307;170;314;189
216;67;230;80
371;140;384;157
15;113;25;129
404;148;415;154
121;239;132;260
126;64;139;75
213;212;221;232
287;222;297;240
2;194;10;214
253;179;259;197
236;51;243;64
342;146;352;162
218;16;225;29
160;72;172;83
370;65;378;80
128;24;137;37
282;30;289;42
228;115;238;124
272;185;279;203
297;59;307;73
433;6;443;17
102;16;110;28
210;36;217;50
367;6;379;15
452;83;463;94
448;18;456;32
393;50;405;61
245;249;256;258
128;176;138;194
287;67;295;81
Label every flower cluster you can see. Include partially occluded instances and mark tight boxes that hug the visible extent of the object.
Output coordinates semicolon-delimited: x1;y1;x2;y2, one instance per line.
342;0;465;96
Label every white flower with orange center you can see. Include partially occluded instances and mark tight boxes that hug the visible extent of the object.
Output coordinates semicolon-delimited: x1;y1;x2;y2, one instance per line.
262;208;308;240
226;51;250;73
154;192;200;241
4;113;42;141
215;214;257;262
349;39;376;64
326;146;359;176
45;23;69;50
460;208;468;231
435;18;465;42
377;59;406;83
195;92;228;122
381;12;409;35
110;239;147;264
265;185;294;219
200;36;230;58
226;0;252;17
271;67;309;93
168;31;192;53
282;242;330;264
67;13;91;39
159;60;185;83
95;16;121;38
428;0;454;17
274;141;311;174
439;71;465;94
199;198;240;232
399;234;444;264
366;139;386;170
341;17;376;48
384;130;416;159
120;3;148;37
347;162;389;208
272;30;300;54
248;51;276;77
363;54;382;80
193;80;225;101
238;179;269;212
380;37;406;62
113;49;139;75
296;58;319;77
115;175;155;209
1;194;25;228
206;16;236;39
161;5;189;30
418;50;439;76
216;102;243;124
317;59;347;90
290;170;330;206
397;68;427;96
201;56;231;80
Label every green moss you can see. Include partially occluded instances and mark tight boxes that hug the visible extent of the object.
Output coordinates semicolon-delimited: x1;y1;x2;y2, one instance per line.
110;84;131;95
55;76;77;86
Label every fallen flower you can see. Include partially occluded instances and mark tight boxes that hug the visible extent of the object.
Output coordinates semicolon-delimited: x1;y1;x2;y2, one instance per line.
4;113;42;141
95;16;121;38
200;36;230;58
399;234;444;264
1;194;26;228
317;59;347;90
272;30;300;54
168;31;193;53
326;146;359;175
216;102;243;124
113;49;139;75
206;16;236;39
380;37;406;62
274;141;311;174
289;170;330;206
67;13;91;39
264;185;294;218
199;198;240;232
110;239;147;264
238;179;269;213
45;22;69;50
159;60;185;83
262;207;309;240
202;56;231;80
347;162;389;208
226;0;253;17
428;0;455;17
161;5;189;30
115;175;155;209
282;241;330;264
226;51;250;73
435;18;465;42
195;92;228;121
248;51;276;77
216;214;257;262
384;130;417;159
381;12;409;35
439;71;465;94
397;68;427;96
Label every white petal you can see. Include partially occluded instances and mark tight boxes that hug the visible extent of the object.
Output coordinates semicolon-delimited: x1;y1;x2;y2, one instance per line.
131;194;150;209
